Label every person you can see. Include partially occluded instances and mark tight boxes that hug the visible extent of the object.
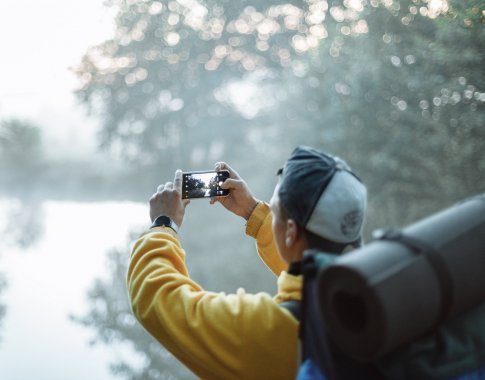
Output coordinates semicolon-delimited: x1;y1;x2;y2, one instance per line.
127;146;367;379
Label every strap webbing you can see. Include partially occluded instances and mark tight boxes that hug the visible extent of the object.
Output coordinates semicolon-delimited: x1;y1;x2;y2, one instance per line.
280;300;301;321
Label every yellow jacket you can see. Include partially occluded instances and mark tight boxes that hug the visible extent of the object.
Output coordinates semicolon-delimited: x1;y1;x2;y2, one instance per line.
127;202;301;379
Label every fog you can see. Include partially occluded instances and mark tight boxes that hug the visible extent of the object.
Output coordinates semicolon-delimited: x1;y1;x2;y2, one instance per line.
0;0;483;379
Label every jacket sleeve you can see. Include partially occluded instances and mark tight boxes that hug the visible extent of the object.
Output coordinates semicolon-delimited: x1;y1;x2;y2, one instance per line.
246;202;288;276
127;227;298;380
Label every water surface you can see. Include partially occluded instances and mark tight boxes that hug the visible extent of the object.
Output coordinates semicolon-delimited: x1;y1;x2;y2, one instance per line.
0;200;148;380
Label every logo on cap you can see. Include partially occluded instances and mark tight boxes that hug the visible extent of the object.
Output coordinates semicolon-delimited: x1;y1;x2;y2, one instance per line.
341;210;362;237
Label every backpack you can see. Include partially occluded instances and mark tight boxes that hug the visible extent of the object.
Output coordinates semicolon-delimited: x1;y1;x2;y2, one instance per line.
290;195;485;380
293;249;386;380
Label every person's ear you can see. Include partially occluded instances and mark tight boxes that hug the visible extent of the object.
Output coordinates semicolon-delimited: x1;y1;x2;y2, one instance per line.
285;219;299;247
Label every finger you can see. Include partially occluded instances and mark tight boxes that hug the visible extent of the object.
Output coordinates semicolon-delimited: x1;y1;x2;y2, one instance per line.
220;178;243;190
210;195;227;204
165;181;173;190
209;196;222;204
157;184;165;192
174;169;183;193
214;162;240;179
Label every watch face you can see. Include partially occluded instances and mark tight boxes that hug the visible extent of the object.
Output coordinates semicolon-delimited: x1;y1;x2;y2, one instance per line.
156;216;171;225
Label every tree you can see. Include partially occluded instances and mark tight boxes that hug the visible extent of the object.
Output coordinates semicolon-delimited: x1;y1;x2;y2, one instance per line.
73;0;351;173
75;0;484;227
330;0;485;231
261;0;485;231
0;119;46;195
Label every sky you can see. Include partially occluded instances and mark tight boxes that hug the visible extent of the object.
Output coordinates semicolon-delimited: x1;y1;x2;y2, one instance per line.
0;0;115;156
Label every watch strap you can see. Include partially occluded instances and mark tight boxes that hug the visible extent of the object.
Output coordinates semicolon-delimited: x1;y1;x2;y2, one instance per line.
151;215;179;233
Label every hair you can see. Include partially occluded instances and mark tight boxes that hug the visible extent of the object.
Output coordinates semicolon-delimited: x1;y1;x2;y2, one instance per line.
303;228;362;255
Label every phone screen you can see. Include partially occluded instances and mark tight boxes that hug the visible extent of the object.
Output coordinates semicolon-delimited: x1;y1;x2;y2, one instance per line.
182;170;230;199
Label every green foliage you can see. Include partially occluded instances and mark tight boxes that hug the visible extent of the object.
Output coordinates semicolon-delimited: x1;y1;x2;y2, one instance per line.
74;0;485;221
323;0;485;230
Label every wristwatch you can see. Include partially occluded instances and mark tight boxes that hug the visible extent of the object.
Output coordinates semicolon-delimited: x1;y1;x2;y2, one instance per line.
151;215;179;233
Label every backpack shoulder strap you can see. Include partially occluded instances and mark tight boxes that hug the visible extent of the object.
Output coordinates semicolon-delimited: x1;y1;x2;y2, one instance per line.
280;300;301;321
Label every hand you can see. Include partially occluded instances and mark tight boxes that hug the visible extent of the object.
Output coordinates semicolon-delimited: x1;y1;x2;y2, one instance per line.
150;170;190;227
209;162;259;220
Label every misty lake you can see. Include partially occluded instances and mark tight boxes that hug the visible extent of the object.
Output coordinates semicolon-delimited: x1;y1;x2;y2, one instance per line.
0;199;149;380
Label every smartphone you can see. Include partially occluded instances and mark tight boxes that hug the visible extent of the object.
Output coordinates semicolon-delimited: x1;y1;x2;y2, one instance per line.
182;170;230;199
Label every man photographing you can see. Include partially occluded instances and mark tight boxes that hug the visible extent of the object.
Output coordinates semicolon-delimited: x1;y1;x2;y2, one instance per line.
127;146;367;379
